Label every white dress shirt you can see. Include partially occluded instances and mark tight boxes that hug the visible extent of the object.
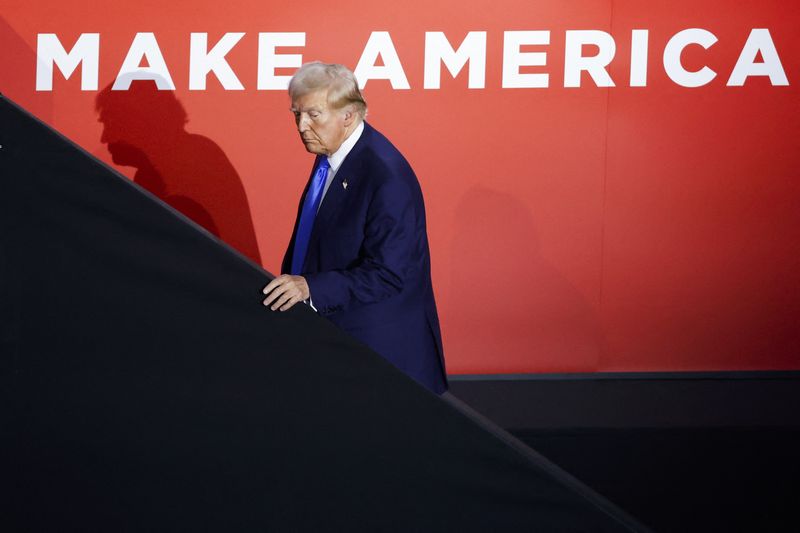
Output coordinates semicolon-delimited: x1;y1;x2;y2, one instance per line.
307;120;364;310
318;120;364;211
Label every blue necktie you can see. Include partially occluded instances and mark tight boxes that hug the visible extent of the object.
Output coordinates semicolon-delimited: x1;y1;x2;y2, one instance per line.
290;157;330;275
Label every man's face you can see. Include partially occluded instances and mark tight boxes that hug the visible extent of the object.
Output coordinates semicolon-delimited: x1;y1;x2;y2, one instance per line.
291;89;348;156
98;109;147;167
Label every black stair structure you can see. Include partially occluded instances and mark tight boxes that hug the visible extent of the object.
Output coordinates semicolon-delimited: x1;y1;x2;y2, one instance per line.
0;94;649;532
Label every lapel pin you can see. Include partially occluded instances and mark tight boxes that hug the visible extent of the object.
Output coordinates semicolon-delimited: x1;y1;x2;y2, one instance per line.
342;179;348;190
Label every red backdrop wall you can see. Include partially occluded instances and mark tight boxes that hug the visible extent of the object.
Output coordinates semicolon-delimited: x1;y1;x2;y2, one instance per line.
2;0;798;374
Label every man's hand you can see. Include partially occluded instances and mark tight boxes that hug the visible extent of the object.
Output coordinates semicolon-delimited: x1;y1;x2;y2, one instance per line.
262;275;310;311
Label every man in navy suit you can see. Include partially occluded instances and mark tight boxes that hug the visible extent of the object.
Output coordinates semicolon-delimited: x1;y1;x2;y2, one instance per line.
262;62;447;394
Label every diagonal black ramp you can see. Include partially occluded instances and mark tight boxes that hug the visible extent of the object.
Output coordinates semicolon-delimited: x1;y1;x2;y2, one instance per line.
0;94;650;532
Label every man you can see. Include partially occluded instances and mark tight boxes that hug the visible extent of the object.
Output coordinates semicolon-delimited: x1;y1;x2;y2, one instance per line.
262;62;447;394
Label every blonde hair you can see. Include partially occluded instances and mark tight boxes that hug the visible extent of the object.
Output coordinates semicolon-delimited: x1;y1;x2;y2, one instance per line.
288;62;367;119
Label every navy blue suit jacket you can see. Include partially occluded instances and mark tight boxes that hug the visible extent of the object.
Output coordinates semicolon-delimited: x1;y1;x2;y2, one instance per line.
282;122;447;394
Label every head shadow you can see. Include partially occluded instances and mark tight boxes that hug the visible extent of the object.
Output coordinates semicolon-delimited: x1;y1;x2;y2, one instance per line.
96;73;261;264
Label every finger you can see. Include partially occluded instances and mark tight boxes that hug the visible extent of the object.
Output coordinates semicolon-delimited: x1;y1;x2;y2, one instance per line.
279;295;301;312
262;275;288;295
271;289;297;311
263;283;289;307
262;278;279;295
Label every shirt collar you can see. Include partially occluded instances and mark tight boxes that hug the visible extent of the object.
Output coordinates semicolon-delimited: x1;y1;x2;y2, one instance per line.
327;120;364;173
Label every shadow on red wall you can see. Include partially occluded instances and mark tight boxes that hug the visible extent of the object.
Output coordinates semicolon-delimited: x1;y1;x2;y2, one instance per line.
448;187;601;373
95;76;261;265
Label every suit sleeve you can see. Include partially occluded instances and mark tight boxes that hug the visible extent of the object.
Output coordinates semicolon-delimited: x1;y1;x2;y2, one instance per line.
304;173;415;314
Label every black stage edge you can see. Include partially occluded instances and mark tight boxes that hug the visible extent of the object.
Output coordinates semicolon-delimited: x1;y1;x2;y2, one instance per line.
0;94;652;532
450;373;800;532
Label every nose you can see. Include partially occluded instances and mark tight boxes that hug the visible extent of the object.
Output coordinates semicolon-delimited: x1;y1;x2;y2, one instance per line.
296;114;310;133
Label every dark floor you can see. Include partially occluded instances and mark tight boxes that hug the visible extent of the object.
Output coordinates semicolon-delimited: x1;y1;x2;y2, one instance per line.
513;427;800;533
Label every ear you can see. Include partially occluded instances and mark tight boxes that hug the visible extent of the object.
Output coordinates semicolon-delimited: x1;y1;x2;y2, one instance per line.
342;107;356;127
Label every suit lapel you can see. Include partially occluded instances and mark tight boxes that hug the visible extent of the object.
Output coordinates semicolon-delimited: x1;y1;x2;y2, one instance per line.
314;149;362;226
303;124;371;271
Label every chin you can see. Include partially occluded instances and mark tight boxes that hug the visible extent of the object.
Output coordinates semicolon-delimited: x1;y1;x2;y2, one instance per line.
106;143;140;167
108;151;131;166
109;151;129;166
303;143;323;155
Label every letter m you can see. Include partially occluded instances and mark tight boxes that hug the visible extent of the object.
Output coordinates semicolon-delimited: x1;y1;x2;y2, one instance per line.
424;32;486;89
36;33;100;91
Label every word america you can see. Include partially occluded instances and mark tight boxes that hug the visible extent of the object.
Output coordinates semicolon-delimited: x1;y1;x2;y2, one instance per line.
36;29;788;91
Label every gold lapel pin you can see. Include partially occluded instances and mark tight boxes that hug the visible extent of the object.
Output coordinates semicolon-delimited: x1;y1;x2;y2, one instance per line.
342;179;348;190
